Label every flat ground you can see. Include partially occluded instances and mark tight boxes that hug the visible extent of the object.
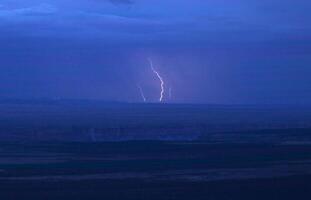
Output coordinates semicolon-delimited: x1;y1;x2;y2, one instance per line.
0;141;311;199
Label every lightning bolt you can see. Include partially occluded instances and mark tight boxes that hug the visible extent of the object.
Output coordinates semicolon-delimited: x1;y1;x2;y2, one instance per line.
137;84;146;102
149;58;164;102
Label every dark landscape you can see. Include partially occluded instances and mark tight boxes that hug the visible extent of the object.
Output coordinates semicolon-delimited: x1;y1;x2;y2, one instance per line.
0;101;311;199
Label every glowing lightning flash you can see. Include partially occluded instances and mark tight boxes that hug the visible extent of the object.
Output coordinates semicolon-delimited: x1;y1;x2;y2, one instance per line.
137;85;146;102
149;59;165;102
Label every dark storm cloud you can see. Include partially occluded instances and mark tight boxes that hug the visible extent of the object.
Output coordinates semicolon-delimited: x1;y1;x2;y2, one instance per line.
0;0;311;103
1;0;310;41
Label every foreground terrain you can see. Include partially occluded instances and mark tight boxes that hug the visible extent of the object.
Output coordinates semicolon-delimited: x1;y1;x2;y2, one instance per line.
1;101;311;199
0;141;311;199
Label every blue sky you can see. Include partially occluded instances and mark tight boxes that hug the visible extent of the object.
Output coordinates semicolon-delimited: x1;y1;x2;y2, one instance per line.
0;0;310;103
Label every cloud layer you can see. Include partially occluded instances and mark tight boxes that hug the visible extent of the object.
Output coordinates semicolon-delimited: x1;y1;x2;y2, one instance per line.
0;0;309;43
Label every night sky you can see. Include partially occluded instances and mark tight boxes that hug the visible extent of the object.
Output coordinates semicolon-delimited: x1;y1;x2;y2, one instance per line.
0;0;310;104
